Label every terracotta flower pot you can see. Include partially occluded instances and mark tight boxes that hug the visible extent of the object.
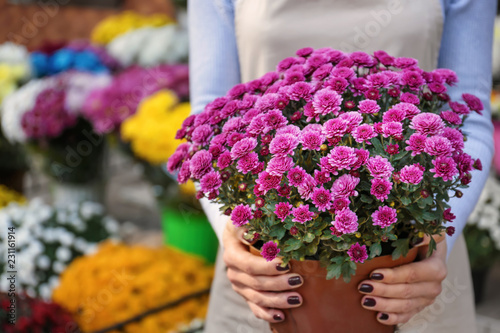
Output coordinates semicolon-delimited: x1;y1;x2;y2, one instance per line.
250;246;419;333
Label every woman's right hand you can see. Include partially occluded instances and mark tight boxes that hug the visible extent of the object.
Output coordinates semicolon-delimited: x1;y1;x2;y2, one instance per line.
222;221;304;323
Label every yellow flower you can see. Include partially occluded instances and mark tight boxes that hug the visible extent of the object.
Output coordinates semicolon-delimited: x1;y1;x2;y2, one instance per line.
91;11;174;45
121;90;191;165
53;241;214;333
0;185;26;209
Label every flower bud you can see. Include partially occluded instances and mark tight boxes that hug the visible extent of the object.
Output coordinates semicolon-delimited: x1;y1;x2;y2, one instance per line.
290;226;299;235
238;183;248;191
224;208;232;216
420;189;430;198
446;226;455;236
455;190;463;198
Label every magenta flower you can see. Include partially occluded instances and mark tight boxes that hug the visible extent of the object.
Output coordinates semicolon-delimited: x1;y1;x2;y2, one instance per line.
424;136;454;157
327;146;357;171
177;161;191;184
400;70;424;90
370;178;393;201
347;243;368;263
265;109;288;131
372;206;398;228
312;88;343;117
314;170;331;184
331;174;360;198
410;113;445;136
462;93;484;114
261;241;280;262
440;111;462;125
399;164;424;185
405;133;427;156
200;171;223;194
454;152;474;175
231;137;258;160
366;156;394;179
442;128;465;151
267;156;294;176
352;149;370;170
190;124;213;146
381;121;403;138
217;151;232;169
277;125;302;137
237;152;260;174
189;150;213;179
270;134;300;157
312;187;333;212
292;204;315;224
386;144;399;155
323;118;348;139
352;124;377;143
383;108;406;123
400;93;420;105
332;197;350;212
298;174;318;200
231;204;253;227
288;166;308;187
286;81;313;101
394;57;418;69
430;156;458;181
358;100;380;114
275;202;293;221
333;208;358;234
449;102;470;115
443;208;456;222
339;112;363;133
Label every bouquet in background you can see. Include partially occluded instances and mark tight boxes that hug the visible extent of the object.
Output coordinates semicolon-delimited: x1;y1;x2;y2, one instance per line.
53;242;213;333
0;293;79;333
83;64;189;134
0;199;120;299
169;48;483;280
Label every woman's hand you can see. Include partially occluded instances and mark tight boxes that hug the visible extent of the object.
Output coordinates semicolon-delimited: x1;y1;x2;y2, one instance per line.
222;221;303;323
358;236;448;325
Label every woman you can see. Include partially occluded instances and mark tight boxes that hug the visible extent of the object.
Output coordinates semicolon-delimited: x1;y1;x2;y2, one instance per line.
188;0;496;332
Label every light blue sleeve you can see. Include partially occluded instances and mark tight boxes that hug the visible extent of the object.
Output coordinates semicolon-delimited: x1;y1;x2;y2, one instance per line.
188;0;241;116
438;0;497;257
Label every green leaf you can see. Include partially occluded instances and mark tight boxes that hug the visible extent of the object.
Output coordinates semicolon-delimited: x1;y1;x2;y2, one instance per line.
371;138;385;155
269;226;286;240
341;262;356;283
326;263;343;280
426;237;437;258
422;210;439;221
283;238;302;252
358;181;372;192
360;194;374;204
304;232;315;243
392;239;410;260
369;243;382;258
392;150;409;162
401;197;412;206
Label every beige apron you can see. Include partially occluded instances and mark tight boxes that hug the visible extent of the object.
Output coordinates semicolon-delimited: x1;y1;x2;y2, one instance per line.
205;0;477;332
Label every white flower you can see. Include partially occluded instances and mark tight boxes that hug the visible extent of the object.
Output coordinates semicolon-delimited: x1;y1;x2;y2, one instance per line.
80;201;104;220
73;237;88;253
58;230;75;247
55;246;72;262
64;71;112;114
104;217;119;234
48;276;60;289
39;283;52;300
52;261;66;274
0;42;30;64
36;255;51;269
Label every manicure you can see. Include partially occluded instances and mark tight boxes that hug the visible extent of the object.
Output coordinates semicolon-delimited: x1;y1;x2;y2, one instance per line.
379;313;389;321
370;273;384;281
358;284;373;293
288;276;302;286
363;298;376;307
287;296;301;305
276;263;290;272
273;314;283;321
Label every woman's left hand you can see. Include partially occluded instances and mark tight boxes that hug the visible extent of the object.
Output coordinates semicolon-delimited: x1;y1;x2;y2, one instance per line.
358;236;448;326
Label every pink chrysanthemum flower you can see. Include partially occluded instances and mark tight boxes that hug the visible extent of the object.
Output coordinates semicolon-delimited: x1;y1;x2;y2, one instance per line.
352;124;377;143
333;208;358;234
288;166;308;187
462;93;483;114
286;81;313;101
400;70;424;90
454;152;474;175
292;204;315;224
366;156;394;179
410;113;445;136
332;197;350;212
312;88;343;118
270;134;300;157
265;109;288;131
327;146;357;171
267;156;294;176
347;243;368;263
424;136;454;157
372;206;398;228
386;144;399;155
200;171;223;194
323;118;349;139
231;137;258;160
440;110;462;125
339;112;363;133
399;164;424;185
300;130;325;151
358;99;380;114
400;93;420;105
325;76;349;93
381;121;403;138
449;101;470;115
383;108;406;123
314;170;331;184
217;151;232;169
442;128;464;151
352;149;370;170
405;133;427;156
237;152;260;174
256;171;282;194
277;124;302;137
189;150;213;179
222;117;246;133
231;204;253;227
261;241;280;262
331;174;360;198
312;187;333;212
191;124;213;146
298;174;318;200
275;202;293;221
431;156;458;181
370;178;393;201
177;161;191;184
443;208;456;222
208;144;224;159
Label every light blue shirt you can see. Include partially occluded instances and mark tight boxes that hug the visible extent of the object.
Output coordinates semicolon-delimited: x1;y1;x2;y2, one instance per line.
188;0;497;257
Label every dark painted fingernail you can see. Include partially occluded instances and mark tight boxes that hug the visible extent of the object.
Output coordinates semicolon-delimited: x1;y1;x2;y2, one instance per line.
411;237;424;246
359;284;373;293
363;298;376;307
273;314;283;321
370;273;384;281
288;276;302;286
379;313;389;321
276;263;290;271
287;296;301;305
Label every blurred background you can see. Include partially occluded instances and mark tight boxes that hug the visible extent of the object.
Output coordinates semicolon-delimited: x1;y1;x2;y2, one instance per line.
0;0;498;332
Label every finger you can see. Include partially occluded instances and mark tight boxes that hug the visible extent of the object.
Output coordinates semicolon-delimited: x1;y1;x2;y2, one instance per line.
228;268;303;291
358;281;442;300
360;296;431;314
233;284;302;309
377;311;420;326
247;301;285;323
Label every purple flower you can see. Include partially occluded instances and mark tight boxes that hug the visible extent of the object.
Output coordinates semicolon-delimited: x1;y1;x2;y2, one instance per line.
286;82;313;101
440;111;462;125
256;171;282;194
372;206;398;228
247;114;267;136
395;57;418;69
366;156;394;179
231;204;253;227
410;113;445;136
454;152;474;175
333;208;358;234
312;88;343;117
292;204;315;223
352;124;377;143
367;73;390;88
462;93;483;114
430;156;458;181
275;202;293;221
442;128;464;151
189;150;213;179
405;133;427;156
177;161;191;184
400;93;420;105
231;137;258;160
314;170;331;184
347;243;368;263
277;125;302;137
227;83;248;99
237;152;260;174
288;166;308;187
352;149;370;170
424;136;454;157
399;164;424;185
381;121;403;138
312;187;333;212
371;178;393;202
267;156;295;176
325;77;349;93
332;197;350;212
327;146;357;171
298;174;318;200
383;108;406;123
374;50;395;66
400;70;424;90
443;208;456;222
217;151;232;169
261;241;280;262
350;51;375;67
223;117;246;133
339;112;363;133
331;174;360;198
200;171;223;194
449;102;470;115
323;118;348;139
265;109;288;131
358;100;380;114
270;134;300;157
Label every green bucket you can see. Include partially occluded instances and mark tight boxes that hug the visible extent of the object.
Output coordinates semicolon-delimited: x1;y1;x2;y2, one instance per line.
160;205;219;264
